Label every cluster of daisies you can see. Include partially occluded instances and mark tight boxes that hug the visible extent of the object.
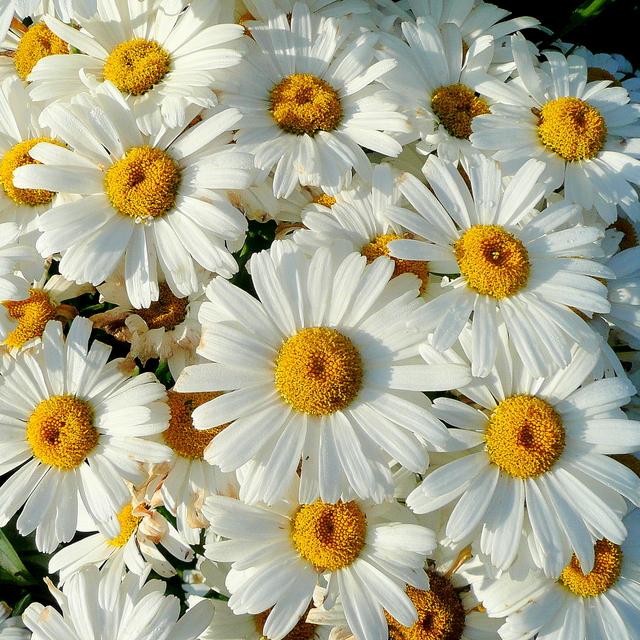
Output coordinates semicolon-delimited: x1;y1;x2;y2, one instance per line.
0;0;640;639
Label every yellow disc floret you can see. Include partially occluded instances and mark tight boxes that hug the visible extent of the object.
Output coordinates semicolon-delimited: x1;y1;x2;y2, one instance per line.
136;282;188;330
104;146;181;220
103;38;170;96
361;233;430;292
291;500;367;572
431;83;490;140
312;193;337;207
14;23;68;81
163;390;228;460
0;137;63;207
454;225;530;299
107;503;142;547
559;539;623;597
26;395;98;470
3;289;59;349
270;74;343;136
485;395;565;479
275;327;362;416
537;97;607;162
386;571;466;640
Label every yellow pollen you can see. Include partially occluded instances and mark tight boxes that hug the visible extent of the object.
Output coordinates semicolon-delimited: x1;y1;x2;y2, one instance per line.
608;218;638;250
136;282;188;330
291;500;367;572
485;395;565;479
386;571;466;640
254;608;316;640
163;390;228;460
26;395;97;470
275;327;362;416
454;225;530;299
104;146;181;220
312;193;337;207
14;23;68;80
431;83;490;140
361;233;430;292
0;137;64;207
107;503;141;547
587;67;621;86
537;97;607;162
3;289;59;348
270;74;343;136
559;539;623;597
103;38;170;96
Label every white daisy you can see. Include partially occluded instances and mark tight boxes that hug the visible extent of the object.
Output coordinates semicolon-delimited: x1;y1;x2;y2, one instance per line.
222;2;410;197
0;316;171;552
13;83;253;308
471;33;640;223
29;0;245;133
408;323;640;577
0;220;42;302
476;509;640;640
48;483;194;583
203;491;436;640
387;153;612;377
175;243;471;505
22;564;213;640
0;603;29;640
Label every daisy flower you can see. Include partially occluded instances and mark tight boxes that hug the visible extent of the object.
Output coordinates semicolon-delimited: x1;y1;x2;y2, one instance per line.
0;316;171;552
23;564;213;640
408;323;640;578
222;2;410;197
48;482;194;583
0;272;92;351
203;491;436;640
471;34;640;223
0;220;42;301
378;18;495;163
13;83;253;308
387;154;612;377
175;243;471;505
0;603;29;640
476;509;640;640
29;0;245;133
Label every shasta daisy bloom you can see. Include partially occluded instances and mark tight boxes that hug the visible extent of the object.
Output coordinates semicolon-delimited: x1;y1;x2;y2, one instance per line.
176;243;470;505
471;33;640;223
203;492;436;640
408;324;640;578
222;2;410;198
28;0;245;133
23;564;214;640
0;219;42;298
378;18;495;164
48;484;194;583
477;509;640;640
387;154;612;378
0;317;172;552
0;602;29;640
13;83;253;308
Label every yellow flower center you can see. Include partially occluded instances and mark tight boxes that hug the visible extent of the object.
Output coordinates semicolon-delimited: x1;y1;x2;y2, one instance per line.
104;146;181;220
107;503;142;547
485;395;565;479
0;137;64;207
431;83;490;140
135;282;188;330
290;500;367;572
312;193;337;207
254;608;317;640
103;38;170;96
587;67;621;86
274;327;362;416
454;225;530;299
14;23;68;81
386;571;466;640
361;233;430;292
163;390;228;460
608;218;638;250
270;74;343;136
536;97;607;162
2;289;59;349
26;395;98;470
559;539;623;597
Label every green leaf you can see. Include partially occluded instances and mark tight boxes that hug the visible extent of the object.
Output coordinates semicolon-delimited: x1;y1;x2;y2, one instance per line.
0;529;34;585
574;0;614;18
11;594;33;616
